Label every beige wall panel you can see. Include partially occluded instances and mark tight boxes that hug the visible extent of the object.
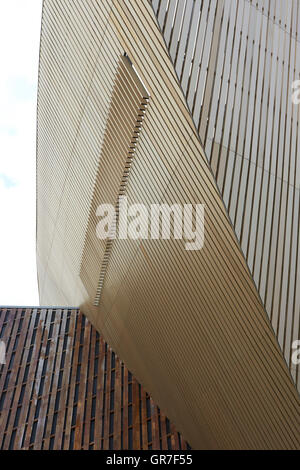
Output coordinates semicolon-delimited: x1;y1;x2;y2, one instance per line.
37;0;300;449
151;0;300;391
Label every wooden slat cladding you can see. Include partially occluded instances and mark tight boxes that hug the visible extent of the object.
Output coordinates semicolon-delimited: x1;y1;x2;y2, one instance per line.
150;0;300;388
0;308;187;450
37;0;300;449
79;55;150;306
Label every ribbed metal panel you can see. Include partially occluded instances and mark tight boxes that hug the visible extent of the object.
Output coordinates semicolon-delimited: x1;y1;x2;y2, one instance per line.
79;54;150;306
37;0;300;449
0;308;187;450
151;0;300;389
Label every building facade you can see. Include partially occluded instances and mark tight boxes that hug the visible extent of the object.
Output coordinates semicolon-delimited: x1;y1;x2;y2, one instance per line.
0;307;188;450
153;0;300;389
36;1;300;449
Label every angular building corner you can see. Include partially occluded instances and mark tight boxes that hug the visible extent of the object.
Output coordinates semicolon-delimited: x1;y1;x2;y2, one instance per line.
0;307;189;450
36;0;300;449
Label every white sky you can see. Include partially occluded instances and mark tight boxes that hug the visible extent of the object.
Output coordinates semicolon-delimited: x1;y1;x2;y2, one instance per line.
0;1;43;306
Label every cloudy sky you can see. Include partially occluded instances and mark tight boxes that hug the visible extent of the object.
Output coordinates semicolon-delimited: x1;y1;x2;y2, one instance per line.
0;1;43;305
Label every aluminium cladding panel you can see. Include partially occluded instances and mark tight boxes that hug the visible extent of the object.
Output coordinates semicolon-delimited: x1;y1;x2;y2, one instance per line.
150;0;300;388
37;0;116;307
79;55;150;306
37;0;300;449
0;308;187;450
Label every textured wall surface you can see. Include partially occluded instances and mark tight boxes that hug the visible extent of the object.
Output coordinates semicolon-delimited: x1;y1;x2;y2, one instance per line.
37;0;300;449
151;0;300;387
0;308;188;450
